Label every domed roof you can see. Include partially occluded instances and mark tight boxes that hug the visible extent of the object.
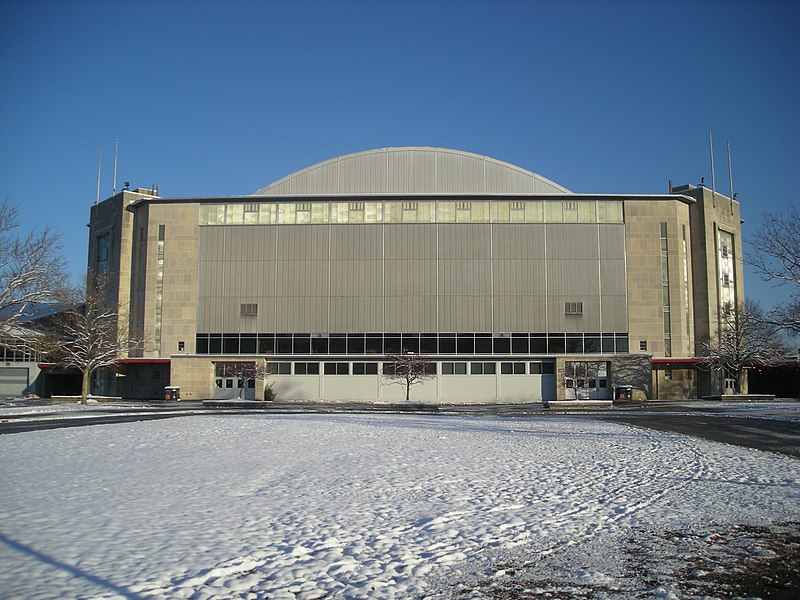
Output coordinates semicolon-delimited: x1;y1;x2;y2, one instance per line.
253;147;570;196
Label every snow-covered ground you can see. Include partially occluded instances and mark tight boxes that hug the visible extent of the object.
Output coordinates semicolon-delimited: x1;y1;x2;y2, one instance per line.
1;413;798;599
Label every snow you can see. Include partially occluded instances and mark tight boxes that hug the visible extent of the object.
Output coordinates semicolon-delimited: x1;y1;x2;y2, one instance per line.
1;413;798;599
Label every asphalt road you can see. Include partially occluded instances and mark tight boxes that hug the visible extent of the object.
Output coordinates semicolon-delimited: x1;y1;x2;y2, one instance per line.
1;400;798;458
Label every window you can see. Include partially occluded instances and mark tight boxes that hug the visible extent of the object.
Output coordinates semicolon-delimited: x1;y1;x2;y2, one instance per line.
178;341;185;352
352;362;378;375
565;302;583;315
500;362;526;375
470;362;496;375
639;340;648;351
266;362;291;375
240;303;258;317
294;362;320;375
96;233;111;272
722;273;730;287
721;243;729;258
441;362;467;375
324;362;349;375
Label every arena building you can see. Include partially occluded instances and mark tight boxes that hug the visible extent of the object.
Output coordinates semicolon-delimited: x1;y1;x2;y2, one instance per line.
86;147;743;403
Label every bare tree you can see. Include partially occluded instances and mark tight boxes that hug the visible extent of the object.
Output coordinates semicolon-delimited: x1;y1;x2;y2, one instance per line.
383;352;435;402
0;200;66;339
696;300;786;394
43;275;143;405
747;206;800;335
217;360;273;400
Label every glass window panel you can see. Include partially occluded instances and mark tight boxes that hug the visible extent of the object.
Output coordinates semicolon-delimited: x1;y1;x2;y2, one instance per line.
278;203;296;224
330;203;349;224
483;362;496;374
566;335;583;354
500;362;512;374
585;335;601;353
492;202;510;223
525;202;544;223
311;203;329;224
324;362;336;374
578;202;596;223
364;202;382;223
240;335;256;354
276;335;292;354
471;201;489;223
420;334;437;354
295;362;307;375
223;335;239;354
470;362;483;375
196;336;209;354
311;336;328;354
329;335;346;354
493;337;511;354
548;335;565;354
401;334;419;354
513;362;526;374
545;202;563;223
601;335;615;353
454;362;467;375
442;362;454;375
365;362;378;375
384;202;402;223
366;334;382;354
439;335;456;354
417;202;434;223
529;362;542;374
542;361;555;375
347;334;365;354
530;335;547;353
199;205;213;225
352;362;365;375
226;204;244;225
511;335;528;354
293;335;311;354
437;202;455;222
384;335;401;354
209;336;222;354
259;203;277;224
474;335;492;354
457;334;474;354
244;208;259;224
615;334;629;353
258;335;275;354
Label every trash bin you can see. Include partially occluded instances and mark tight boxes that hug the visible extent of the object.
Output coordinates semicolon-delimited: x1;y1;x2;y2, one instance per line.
164;386;180;401
613;385;633;400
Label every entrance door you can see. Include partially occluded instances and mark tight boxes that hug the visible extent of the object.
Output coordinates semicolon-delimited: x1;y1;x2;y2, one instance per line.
564;361;610;400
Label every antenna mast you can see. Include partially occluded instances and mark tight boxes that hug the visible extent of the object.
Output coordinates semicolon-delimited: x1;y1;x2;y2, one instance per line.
709;130;716;208
112;136;119;195
95;145;102;205
727;142;735;215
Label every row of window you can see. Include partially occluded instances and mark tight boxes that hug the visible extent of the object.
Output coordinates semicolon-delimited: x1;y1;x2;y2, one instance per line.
199;199;624;226
0;340;37;362
195;332;630;356
257;361;556;376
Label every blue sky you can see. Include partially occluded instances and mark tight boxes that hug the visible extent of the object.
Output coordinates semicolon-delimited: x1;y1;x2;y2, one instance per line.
1;0;798;307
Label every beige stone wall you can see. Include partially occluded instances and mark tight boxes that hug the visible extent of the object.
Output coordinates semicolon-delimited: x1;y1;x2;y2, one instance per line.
134;203;200;358
623;199;693;359
687;187;744;346
652;364;696;399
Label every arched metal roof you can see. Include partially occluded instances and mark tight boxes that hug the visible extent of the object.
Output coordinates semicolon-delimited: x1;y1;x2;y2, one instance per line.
253;147;570;196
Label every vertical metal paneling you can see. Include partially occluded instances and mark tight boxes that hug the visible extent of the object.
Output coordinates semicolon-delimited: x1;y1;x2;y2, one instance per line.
436;151;484;193
388;149;437;194
338;153;387;194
